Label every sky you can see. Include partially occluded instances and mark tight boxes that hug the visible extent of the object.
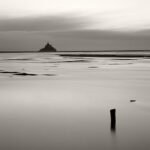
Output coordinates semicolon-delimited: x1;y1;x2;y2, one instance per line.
0;0;150;51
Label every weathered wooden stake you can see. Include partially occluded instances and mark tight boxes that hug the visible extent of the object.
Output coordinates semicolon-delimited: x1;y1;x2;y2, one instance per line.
110;109;116;132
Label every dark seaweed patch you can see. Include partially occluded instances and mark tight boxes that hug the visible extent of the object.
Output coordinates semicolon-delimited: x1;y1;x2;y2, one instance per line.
0;70;37;76
0;70;19;74
55;59;90;63
43;74;56;76
108;63;133;65
14;73;37;76
130;100;136;103
6;58;33;61
36;59;89;64
108;63;120;65
88;66;99;68
0;70;57;77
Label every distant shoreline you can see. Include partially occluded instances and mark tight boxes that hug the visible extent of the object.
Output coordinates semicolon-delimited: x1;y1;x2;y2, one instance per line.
0;50;150;53
0;51;36;53
59;54;150;57
1;50;150;57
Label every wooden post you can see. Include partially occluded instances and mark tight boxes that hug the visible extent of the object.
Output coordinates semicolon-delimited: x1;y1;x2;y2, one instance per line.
110;109;116;132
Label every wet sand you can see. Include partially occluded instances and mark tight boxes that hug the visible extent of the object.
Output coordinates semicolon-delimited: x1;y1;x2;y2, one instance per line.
0;53;150;150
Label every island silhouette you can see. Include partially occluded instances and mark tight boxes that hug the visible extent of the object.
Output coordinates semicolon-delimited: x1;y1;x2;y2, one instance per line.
39;43;57;52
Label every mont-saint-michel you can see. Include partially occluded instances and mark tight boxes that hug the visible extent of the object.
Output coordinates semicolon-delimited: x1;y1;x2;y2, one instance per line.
39;43;57;52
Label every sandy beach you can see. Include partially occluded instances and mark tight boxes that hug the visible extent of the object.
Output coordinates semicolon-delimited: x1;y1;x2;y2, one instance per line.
0;53;150;150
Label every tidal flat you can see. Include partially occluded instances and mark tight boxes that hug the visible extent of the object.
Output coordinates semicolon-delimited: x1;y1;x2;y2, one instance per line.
0;52;150;150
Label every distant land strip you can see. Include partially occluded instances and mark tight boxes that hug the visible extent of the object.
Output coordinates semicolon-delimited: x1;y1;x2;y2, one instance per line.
1;50;150;57
0;51;36;53
60;50;150;52
59;54;150;57
0;50;150;53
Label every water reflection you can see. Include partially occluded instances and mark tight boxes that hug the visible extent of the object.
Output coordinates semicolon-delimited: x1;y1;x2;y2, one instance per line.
111;121;116;135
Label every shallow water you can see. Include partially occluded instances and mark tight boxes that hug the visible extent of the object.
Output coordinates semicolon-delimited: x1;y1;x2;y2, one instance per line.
0;53;150;150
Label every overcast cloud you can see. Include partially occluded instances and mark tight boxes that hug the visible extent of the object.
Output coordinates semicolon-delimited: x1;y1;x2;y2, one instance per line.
0;0;150;51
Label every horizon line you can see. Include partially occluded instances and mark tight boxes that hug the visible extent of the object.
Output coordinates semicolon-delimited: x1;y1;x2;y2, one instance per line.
1;49;150;53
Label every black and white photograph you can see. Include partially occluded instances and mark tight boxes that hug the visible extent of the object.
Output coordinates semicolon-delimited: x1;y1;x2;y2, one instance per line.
0;0;150;149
